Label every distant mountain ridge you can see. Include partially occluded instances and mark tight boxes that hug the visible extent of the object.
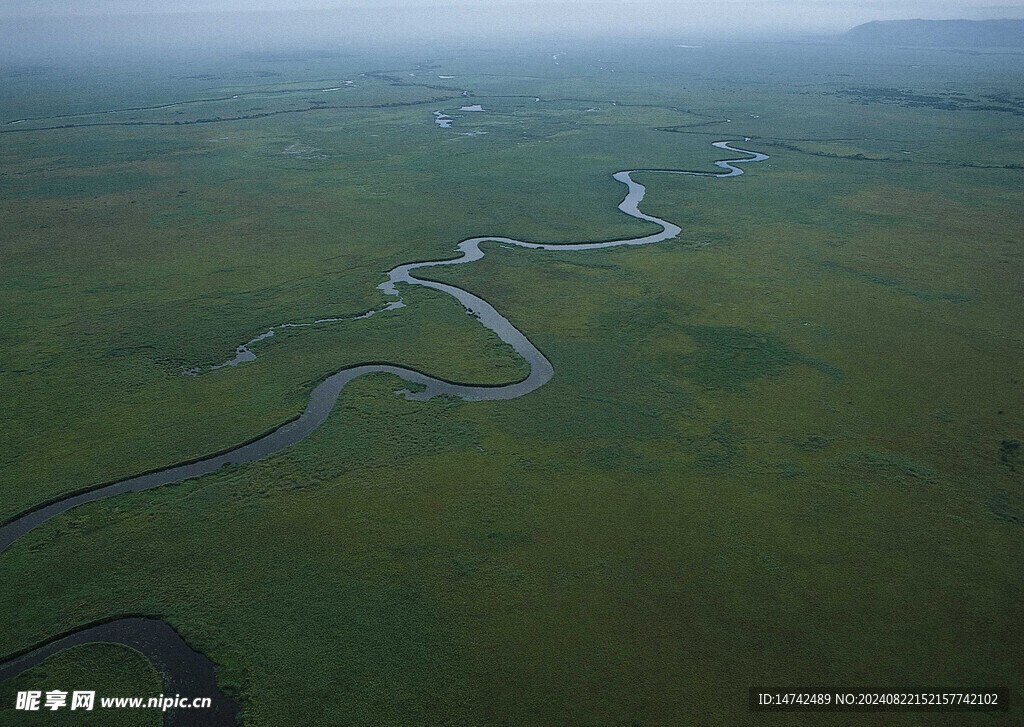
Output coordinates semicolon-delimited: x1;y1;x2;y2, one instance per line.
843;19;1024;47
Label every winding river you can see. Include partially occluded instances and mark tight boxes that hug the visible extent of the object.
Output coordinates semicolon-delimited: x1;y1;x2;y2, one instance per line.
0;140;768;723
0;619;239;726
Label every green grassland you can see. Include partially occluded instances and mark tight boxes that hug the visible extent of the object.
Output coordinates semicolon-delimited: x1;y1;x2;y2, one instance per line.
0;644;160;726
0;40;1021;725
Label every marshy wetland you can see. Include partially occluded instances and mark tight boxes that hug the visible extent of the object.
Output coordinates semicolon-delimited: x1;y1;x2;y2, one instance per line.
1;39;1022;726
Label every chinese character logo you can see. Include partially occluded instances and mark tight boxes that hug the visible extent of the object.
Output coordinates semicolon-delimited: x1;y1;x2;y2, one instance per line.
70;690;96;711
15;691;41;711
44;690;68;710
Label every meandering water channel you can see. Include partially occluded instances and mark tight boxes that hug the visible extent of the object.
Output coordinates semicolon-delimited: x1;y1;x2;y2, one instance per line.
0;140;768;723
0;619;239;726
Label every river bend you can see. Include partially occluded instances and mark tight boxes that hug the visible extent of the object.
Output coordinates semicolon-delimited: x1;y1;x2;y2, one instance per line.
0;140;768;725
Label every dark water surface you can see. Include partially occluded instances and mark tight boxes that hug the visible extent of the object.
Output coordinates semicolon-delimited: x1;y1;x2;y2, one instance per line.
0;618;239;726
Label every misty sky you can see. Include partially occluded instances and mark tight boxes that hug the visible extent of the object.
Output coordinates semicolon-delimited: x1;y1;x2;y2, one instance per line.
1;0;1022;62
3;0;1023;21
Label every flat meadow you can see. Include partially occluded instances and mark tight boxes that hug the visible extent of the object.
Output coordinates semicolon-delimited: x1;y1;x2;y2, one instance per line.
0;39;1021;725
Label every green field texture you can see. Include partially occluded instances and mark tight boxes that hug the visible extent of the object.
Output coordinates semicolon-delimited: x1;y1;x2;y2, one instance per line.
1;40;1021;726
0;644;161;726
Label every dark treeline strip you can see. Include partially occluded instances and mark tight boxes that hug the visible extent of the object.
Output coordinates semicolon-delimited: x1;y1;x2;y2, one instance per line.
0;96;460;135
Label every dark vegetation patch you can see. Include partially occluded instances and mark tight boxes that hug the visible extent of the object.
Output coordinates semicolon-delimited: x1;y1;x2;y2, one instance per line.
989;491;1024;525
853;451;937;486
475;530;533;552
815;259;971;302
776;461;805;479
680;325;838;391
1000;439;1021;472
758;139;1024;169
587;445;660;474
519;338;680;443
830;87;1024;116
686;421;746;471
792;434;831;451
597;294;699;335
